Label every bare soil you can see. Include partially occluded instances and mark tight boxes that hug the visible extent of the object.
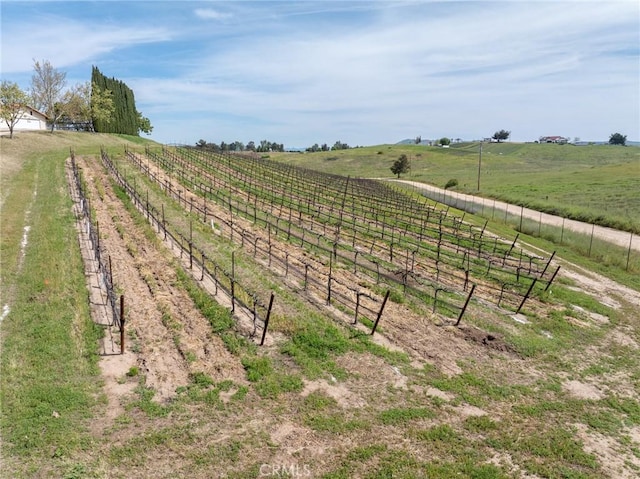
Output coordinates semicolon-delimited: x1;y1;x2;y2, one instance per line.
72;155;245;412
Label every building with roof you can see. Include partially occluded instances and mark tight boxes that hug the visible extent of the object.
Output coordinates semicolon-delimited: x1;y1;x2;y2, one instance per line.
0;106;49;133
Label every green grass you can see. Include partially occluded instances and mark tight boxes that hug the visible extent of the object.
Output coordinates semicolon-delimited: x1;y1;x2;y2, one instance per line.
0;132;157;477
428;372;520;408
463;415;499;432
378;406;435;425
174;265;235;334
240;355;304;399
279;310;409;380
489;426;600;477
0;144;103;476
415;423;464;446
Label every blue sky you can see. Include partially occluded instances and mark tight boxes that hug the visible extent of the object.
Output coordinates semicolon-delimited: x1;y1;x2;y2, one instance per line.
2;0;638;147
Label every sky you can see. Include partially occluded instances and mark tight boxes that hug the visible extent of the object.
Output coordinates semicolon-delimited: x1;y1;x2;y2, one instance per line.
1;0;639;147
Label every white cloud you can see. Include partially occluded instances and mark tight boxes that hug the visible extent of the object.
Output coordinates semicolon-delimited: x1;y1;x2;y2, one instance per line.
194;8;232;21
5;1;636;145
1;17;170;73
170;1;636;119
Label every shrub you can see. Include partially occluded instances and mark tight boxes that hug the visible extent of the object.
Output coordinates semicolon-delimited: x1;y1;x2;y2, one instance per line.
444;179;458;189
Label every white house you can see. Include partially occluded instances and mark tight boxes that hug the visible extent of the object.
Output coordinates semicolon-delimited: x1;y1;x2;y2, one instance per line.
0;106;49;133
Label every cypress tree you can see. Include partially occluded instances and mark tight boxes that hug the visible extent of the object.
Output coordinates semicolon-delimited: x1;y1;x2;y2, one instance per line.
91;66;145;135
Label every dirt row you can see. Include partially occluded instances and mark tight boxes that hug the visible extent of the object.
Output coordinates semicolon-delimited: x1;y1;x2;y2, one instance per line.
73;155;245;409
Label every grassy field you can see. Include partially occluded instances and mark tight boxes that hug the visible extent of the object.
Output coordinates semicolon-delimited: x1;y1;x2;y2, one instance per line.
1;131;639;478
269;142;640;233
0;131;158;477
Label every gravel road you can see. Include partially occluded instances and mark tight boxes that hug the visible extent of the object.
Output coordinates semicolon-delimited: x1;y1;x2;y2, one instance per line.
392;179;639;252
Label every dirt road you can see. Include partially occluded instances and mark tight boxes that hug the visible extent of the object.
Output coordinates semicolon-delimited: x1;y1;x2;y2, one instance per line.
392;180;639;252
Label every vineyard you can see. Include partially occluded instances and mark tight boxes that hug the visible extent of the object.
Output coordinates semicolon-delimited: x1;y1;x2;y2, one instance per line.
4;132;640;479
98;144;560;347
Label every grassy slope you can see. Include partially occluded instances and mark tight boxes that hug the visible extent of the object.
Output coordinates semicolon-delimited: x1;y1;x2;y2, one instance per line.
269;142;640;232
0;131;158;478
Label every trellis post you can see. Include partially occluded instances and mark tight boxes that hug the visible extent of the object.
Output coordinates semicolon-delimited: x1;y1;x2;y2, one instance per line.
260;293;275;346
371;290;390;335
120;295;125;355
455;284;476;326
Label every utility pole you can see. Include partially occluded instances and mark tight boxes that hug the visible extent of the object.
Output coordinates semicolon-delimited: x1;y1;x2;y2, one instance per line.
477;141;483;191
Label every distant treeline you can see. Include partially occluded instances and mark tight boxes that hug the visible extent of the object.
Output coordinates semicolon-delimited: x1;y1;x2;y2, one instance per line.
195;139;284;152
306;141;351;152
194;139;357;153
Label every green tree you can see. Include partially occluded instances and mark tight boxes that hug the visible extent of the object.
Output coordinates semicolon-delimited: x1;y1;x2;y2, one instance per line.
91;66;150;135
0;80;30;139
390;154;410;178
257;140;270;152
608;132;627;146
415;135;422;144
30;59;67;132
136;111;153;134
256;140;284;152
58;82;91;130
89;82;115;130
492;129;510;142
439;137;451;146
332;140;350;150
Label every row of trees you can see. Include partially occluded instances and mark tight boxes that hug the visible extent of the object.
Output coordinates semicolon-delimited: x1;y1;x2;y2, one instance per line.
195;139;284;153
412;130;511;146
306;140;351;152
0;60;151;138
91;66;151;135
